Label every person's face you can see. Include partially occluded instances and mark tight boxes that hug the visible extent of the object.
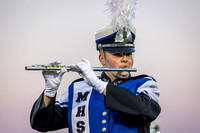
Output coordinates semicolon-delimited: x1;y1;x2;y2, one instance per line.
99;51;134;81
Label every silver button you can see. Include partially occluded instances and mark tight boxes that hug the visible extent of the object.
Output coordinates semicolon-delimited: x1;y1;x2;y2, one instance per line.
102;111;107;116
102;127;106;132
102;120;106;124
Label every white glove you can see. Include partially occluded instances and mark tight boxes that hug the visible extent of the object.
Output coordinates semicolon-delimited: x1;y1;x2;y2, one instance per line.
70;58;108;93
42;60;67;97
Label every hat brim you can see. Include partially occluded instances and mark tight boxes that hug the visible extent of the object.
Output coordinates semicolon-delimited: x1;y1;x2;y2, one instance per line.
104;47;135;53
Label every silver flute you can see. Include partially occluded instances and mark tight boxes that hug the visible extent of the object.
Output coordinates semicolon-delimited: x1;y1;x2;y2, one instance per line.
25;65;137;72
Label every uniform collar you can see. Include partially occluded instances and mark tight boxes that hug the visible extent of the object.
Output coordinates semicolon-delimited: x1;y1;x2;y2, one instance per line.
100;72;131;86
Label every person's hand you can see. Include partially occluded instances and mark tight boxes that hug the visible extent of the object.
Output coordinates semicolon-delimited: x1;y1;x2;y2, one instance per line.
70;58;108;93
42;60;67;97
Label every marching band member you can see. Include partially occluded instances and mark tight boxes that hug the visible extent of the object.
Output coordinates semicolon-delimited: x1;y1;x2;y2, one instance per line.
30;0;161;132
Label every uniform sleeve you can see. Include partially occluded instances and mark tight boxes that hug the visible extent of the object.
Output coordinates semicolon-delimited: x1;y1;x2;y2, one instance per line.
104;80;161;122
30;92;69;132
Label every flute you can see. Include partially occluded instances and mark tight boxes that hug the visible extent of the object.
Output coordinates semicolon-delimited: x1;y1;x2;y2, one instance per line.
25;65;137;72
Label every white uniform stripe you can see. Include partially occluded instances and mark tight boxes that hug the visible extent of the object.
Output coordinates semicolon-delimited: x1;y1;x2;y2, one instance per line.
137;80;160;103
72;81;92;133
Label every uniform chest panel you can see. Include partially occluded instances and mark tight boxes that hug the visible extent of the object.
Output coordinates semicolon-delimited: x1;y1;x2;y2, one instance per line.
68;78;149;133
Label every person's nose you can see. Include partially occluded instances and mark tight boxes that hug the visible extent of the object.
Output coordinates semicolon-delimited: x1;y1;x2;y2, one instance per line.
121;55;128;63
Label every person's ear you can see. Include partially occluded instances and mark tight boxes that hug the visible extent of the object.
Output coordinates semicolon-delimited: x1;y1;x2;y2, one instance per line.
99;54;106;66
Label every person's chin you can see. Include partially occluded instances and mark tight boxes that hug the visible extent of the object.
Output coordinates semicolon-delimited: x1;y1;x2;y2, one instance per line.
117;71;130;79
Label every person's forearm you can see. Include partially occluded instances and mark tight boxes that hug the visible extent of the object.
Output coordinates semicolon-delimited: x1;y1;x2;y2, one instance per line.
30;92;69;132
105;84;161;121
40;94;52;108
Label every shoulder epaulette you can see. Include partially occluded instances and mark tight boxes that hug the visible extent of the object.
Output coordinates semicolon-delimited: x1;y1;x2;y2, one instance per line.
131;74;156;82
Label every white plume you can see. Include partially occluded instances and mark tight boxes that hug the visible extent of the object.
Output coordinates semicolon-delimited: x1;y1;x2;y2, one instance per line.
106;0;137;32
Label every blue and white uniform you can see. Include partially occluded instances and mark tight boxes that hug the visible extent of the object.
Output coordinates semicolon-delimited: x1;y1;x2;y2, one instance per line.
30;73;161;133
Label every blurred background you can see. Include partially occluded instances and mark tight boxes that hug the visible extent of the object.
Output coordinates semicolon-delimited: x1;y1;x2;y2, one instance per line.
0;0;200;132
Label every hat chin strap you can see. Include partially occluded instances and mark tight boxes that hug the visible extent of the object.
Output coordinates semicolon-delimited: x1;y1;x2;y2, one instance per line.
98;44;110;68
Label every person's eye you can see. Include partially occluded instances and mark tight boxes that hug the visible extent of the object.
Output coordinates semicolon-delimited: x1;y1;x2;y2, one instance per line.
126;53;133;56
113;53;122;57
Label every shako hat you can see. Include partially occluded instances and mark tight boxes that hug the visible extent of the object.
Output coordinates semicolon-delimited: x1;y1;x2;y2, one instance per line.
95;26;136;53
95;0;137;53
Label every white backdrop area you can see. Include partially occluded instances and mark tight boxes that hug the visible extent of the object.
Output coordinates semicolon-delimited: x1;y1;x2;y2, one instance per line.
0;0;200;133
